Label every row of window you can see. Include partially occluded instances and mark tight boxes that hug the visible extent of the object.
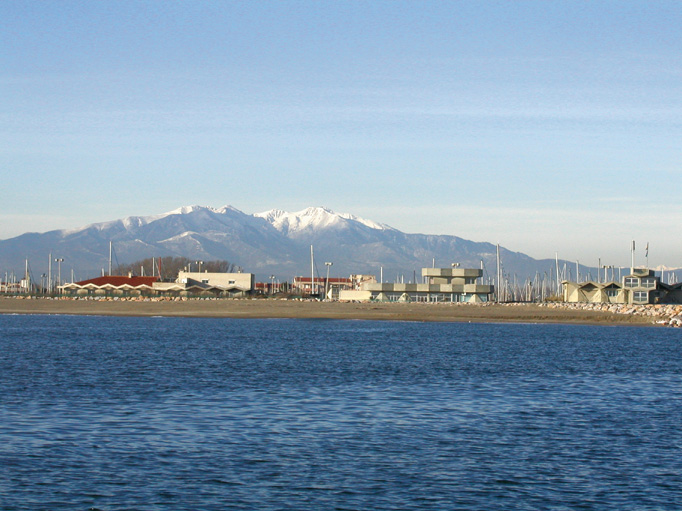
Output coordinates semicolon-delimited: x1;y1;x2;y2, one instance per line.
372;293;486;303
624;277;656;288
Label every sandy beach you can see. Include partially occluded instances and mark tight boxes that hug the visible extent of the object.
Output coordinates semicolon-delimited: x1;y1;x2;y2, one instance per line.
0;297;658;326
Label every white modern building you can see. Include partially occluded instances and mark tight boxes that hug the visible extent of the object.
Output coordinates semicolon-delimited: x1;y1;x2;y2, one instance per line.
176;271;255;297
339;266;493;303
562;268;682;304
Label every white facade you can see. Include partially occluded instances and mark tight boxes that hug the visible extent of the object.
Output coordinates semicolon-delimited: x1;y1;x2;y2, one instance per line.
177;271;254;294
339;267;493;303
562;268;682;305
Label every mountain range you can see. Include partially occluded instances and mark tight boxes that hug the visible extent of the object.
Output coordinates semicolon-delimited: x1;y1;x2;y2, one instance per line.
0;205;640;285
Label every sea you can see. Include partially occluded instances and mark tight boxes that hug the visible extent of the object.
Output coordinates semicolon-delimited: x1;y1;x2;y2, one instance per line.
1;315;681;510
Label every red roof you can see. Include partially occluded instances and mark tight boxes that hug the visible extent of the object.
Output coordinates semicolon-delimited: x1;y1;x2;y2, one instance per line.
75;276;159;287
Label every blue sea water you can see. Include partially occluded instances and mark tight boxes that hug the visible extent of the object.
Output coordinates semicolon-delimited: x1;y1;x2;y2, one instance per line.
1;315;681;510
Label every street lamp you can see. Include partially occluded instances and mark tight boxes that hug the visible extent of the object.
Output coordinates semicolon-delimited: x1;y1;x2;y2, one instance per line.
324;262;333;299
196;260;203;273
270;275;276;295
54;258;64;293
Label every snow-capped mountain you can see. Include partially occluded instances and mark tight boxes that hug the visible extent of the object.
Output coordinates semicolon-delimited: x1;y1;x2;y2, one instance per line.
255;207;393;237
0;205;581;282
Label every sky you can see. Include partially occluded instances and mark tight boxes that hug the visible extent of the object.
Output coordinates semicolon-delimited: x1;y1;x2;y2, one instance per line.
1;0;681;268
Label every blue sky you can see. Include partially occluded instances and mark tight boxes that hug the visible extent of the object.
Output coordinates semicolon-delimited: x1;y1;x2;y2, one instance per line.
1;0;681;267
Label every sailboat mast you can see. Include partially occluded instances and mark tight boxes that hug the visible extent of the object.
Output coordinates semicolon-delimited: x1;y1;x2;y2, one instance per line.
108;241;113;276
555;252;560;296
310;245;315;296
496;244;501;302
576;260;579;283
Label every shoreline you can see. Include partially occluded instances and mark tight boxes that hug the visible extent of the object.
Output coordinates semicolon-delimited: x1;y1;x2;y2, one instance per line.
0;296;670;327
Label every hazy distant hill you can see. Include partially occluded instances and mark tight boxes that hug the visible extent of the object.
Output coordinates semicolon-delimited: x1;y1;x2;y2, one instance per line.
0;205;649;285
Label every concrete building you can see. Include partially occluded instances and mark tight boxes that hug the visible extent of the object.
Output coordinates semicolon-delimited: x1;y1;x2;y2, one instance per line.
176;271;254;297
60;275;160;296
60;271;255;298
339;266;494;303
292;276;353;297
562;268;682;304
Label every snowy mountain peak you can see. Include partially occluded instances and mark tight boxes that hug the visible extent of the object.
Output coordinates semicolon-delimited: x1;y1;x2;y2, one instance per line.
166;205;212;216
253;208;287;223
255;206;393;235
215;205;245;215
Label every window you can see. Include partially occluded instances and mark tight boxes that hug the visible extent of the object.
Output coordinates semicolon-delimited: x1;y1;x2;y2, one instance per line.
606;289;619;298
633;291;648;302
624;277;638;288
201;279;209;284
641;278;656;288
229;280;236;285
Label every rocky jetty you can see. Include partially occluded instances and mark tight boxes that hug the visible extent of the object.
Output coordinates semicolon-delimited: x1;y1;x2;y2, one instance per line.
539;302;682;327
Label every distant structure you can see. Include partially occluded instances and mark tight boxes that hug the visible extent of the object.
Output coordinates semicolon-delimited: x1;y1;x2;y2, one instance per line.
292;276;354;297
161;271;254;297
339;266;493;303
562;268;682;304
60;275;159;296
60;271;254;297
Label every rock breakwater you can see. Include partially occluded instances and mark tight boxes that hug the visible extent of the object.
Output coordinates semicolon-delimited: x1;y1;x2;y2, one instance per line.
538;302;682;327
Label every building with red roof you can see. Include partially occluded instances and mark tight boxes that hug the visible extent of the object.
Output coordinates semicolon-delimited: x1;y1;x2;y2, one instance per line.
60;275;159;296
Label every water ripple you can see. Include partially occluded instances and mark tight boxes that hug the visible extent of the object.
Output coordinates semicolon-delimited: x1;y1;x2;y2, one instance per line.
1;316;681;510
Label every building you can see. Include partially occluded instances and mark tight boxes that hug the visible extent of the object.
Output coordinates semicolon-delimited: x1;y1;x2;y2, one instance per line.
60;271;255;298
339;266;494;303
292;276;353;297
60;275;160;296
562;268;682;304
175;271;254;297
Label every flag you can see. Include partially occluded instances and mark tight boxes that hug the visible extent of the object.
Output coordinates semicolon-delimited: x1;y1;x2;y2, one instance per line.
646;243;649;258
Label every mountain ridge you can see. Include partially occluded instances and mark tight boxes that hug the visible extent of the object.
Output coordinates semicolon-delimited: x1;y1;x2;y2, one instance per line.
0;205;631;285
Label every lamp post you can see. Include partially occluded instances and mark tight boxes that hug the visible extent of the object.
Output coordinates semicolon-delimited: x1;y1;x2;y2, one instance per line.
270;275;276;295
324;262;333;299
54;258;64;293
196;261;203;273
